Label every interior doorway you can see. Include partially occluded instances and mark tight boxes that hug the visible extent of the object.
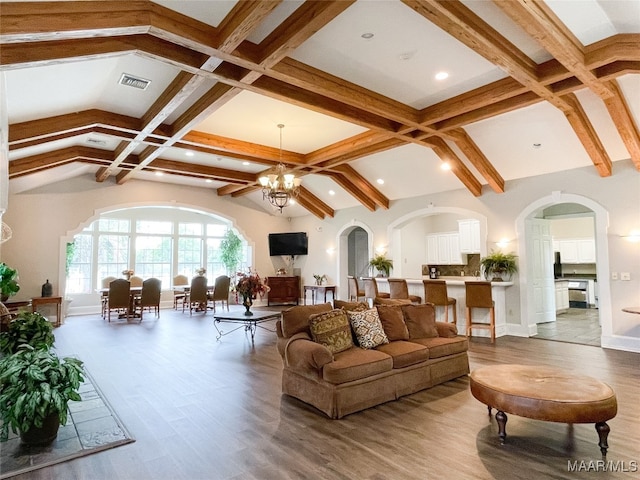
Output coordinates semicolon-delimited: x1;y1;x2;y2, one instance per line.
348;227;369;279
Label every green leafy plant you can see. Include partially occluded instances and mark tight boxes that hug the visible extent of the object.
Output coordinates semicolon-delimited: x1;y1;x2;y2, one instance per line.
313;274;326;285
0;311;55;355
369;254;393;277
0;263;20;300
0;346;84;441
65;241;76;276
480;250;518;281
220;230;243;276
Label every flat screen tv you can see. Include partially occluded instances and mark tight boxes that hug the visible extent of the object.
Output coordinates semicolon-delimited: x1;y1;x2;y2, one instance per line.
268;232;308;256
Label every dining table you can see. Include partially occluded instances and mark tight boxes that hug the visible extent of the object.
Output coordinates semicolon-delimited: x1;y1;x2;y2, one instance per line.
98;286;142;318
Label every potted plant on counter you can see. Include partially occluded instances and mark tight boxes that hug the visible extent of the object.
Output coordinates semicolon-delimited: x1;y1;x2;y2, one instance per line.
480;250;518;281
0;346;84;445
369;254;393;277
0;263;20;302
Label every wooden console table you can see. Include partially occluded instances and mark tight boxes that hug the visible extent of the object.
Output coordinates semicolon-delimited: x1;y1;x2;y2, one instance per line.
303;285;336;305
32;296;63;327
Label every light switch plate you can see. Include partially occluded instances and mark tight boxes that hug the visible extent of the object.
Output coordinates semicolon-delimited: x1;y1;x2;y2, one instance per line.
611;272;618;280
621;272;631;281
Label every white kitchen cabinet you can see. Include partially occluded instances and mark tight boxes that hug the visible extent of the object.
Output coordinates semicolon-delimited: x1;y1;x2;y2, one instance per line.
426;233;466;265
556;238;596;263
555;280;569;313
458;219;480;253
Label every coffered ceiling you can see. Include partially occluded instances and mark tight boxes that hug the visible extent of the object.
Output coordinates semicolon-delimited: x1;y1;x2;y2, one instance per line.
2;0;639;218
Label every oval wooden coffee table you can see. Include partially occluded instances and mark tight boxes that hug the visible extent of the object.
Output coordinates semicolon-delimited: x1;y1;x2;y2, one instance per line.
470;364;617;455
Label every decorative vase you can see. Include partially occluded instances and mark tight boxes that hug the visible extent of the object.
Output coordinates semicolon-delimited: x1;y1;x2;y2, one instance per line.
242;294;253;316
315;279;322;286
20;412;60;446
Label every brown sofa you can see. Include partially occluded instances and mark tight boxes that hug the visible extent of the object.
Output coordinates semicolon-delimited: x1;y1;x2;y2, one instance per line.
275;300;469;419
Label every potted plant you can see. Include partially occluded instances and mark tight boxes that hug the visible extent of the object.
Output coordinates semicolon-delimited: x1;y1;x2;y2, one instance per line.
480;250;518;281
0;346;84;445
220;230;243;276
0;311;55;355
0;263;20;302
313;274;326;285
369;254;393;277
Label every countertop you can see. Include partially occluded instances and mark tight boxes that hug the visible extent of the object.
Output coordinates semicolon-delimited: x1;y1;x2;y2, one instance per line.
376;277;513;287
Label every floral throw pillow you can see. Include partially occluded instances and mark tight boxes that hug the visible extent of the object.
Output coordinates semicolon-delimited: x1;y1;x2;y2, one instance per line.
347;308;389;349
309;309;354;354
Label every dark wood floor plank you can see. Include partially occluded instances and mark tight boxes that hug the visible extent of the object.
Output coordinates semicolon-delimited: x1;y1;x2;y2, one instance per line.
7;307;638;480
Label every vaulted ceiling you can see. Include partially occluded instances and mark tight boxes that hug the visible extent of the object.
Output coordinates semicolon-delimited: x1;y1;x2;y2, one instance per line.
2;0;639;218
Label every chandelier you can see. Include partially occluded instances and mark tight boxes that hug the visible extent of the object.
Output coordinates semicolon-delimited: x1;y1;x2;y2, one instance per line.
258;124;301;213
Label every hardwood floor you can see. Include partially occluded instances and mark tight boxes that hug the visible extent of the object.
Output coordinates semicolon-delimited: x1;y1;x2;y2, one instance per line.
13;307;639;480
534;308;602;347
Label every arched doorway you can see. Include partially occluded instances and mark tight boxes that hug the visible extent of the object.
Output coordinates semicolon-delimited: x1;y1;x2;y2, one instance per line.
516;192;611;345
336;221;374;300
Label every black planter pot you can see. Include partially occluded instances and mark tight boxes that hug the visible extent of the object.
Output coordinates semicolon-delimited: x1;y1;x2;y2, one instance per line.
20;412;60;446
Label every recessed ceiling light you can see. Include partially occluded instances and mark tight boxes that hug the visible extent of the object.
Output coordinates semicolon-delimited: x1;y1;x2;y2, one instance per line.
205;179;213;183
376;178;384;185
361;33;374;39
242;161;250;166
155;171;164;176
329;190;335;196
435;71;449;81
533;143;542;149
440;162;452;171
185;151;194;157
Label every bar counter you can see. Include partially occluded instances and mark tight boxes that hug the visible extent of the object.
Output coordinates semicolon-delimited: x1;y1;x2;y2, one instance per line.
375;277;513;340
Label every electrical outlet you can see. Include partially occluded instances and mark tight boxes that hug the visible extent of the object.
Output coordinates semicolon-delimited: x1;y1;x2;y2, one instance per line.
621;272;631;281
611;272;618;280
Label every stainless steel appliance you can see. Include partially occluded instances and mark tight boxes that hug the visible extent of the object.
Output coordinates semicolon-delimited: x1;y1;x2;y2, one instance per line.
429;267;438;279
568;280;589;308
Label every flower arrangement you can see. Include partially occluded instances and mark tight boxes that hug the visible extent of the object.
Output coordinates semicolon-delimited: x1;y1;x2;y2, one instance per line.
195;267;206;276
235;269;269;300
121;269;134;279
313;274;326;285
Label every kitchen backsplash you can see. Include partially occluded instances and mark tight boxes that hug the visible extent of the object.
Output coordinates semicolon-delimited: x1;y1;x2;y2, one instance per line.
560;263;597;277
423;254;480;277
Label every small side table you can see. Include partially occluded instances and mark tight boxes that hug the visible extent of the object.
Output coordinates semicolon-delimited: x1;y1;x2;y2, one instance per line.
303;285;336;305
32;296;63;327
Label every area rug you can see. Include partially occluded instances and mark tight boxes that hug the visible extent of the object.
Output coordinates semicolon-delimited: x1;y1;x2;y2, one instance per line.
0;369;135;479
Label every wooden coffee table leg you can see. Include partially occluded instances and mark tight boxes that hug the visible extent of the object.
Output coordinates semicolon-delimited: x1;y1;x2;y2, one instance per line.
496;410;508;444
595;422;610;455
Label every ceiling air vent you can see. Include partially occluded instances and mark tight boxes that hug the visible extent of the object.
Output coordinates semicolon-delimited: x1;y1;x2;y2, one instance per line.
119;73;151;90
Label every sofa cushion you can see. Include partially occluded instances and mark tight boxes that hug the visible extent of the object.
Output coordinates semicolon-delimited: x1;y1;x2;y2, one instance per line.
373;297;412;306
347;308;389;349
410;336;469;358
281;303;333;338
401;304;439;338
334;299;369;312
323;347;393;384
375;341;429;368
375;305;409;341
309;309;354;355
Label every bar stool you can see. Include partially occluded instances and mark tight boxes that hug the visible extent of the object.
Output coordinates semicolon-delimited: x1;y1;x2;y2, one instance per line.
362;277;390;304
348;276;366;302
388;278;421;303
423;280;457;324
465;281;496;343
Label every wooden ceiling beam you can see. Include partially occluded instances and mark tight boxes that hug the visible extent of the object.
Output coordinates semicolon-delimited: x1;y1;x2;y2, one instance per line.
148;159;256;183
296;187;335;220
331;165;390;210
323;171;378;212
601;80;640;169
563;94;612;177
428;138;482;197
215;1;282;54
9;146;113;177
448;129;504;193
494;0;614;99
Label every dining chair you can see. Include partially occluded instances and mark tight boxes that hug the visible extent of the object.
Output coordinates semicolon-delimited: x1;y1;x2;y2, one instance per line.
136;277;162;321
129;276;143;288
100;276;117;318
347;276;366;302
362;277;390;305
388;278;421;303
172;274;189;309
107;279;131;322
423;280;457;324
465;281;496;343
184;276;209;315
210;275;230;313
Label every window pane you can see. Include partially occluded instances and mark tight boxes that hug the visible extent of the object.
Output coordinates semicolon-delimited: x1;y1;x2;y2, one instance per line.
177;237;202;277
67;234;93;294
179;223;202;236
206;238;226;278
206;224;227;237
135;236;172;287
98;218;129;233
136;220;172;234
97;235;129;281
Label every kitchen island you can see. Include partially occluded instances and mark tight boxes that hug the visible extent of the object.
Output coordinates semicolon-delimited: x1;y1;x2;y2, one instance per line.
375;277;513;340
